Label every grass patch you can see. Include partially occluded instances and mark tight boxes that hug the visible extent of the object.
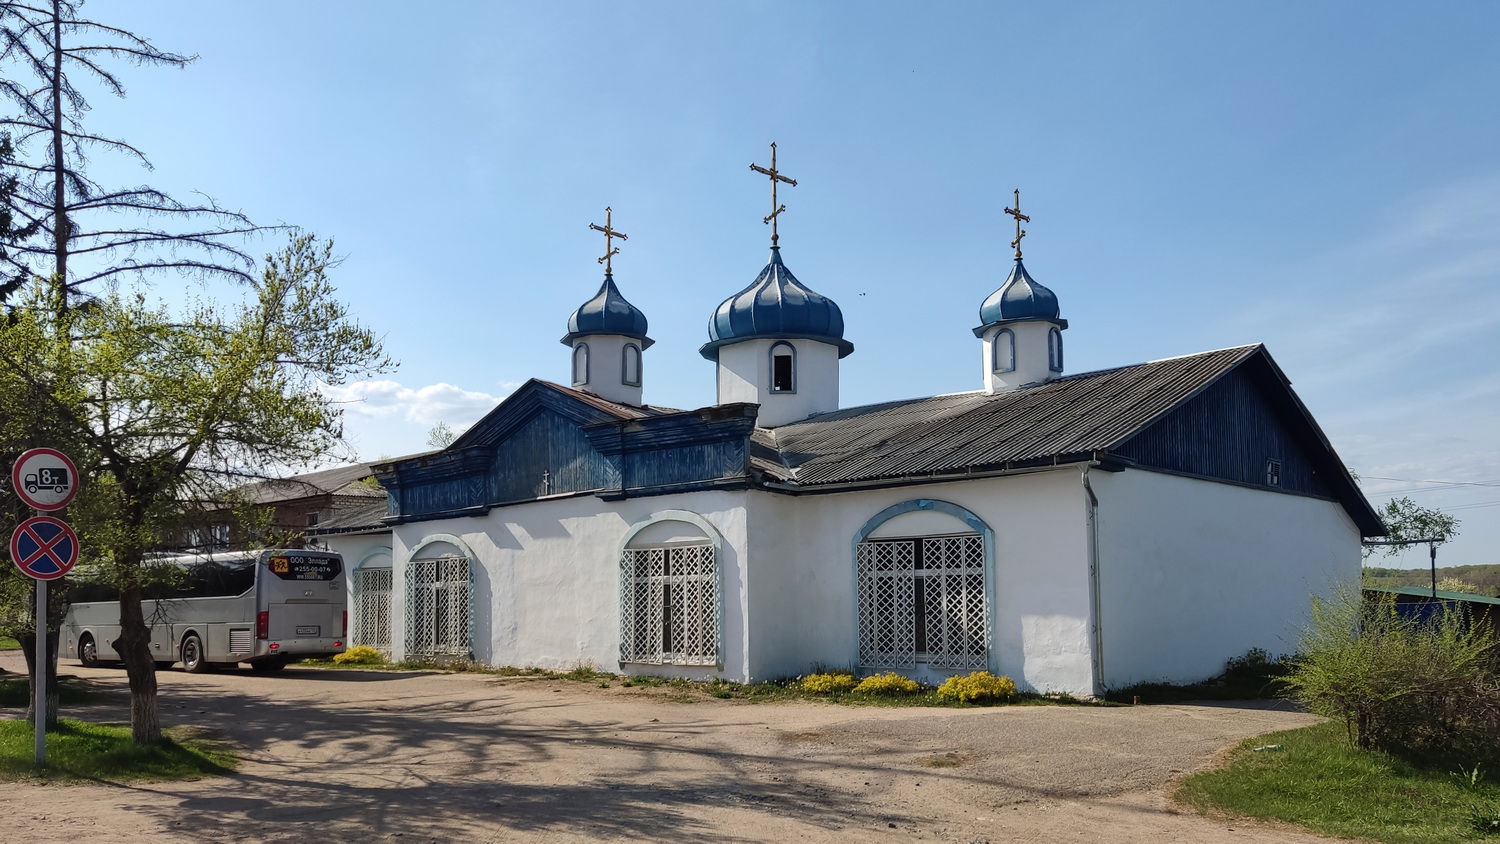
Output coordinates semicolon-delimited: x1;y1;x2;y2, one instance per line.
0;637;19;651
0;718;236;781
1177;720;1500;843
0;676;100;707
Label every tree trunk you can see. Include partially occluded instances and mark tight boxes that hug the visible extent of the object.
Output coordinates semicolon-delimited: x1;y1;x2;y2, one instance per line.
18;630;61;729
49;0;68;302
112;585;161;745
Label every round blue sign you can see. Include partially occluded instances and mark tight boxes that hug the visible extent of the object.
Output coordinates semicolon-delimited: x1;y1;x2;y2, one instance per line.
10;516;79;581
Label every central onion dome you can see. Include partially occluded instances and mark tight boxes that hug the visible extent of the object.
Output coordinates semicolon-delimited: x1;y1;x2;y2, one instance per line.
699;247;853;360
560;274;653;348
973;257;1067;336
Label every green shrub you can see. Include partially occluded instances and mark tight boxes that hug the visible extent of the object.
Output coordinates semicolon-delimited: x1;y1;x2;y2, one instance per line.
853;671;921;696
936;670;1018;704
1284;587;1499;753
801;672;858;694
332;645;385;665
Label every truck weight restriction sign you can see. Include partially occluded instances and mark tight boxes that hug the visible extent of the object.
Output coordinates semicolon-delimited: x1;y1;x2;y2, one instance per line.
11;448;79;511
10;516;79;581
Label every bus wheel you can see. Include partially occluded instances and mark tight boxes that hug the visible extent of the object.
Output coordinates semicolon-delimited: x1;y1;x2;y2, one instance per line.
79;634;101;668
251;658;287;674
181;633;209;674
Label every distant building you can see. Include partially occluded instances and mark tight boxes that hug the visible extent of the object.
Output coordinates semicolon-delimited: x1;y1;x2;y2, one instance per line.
323;194;1383;694
186;462;388;553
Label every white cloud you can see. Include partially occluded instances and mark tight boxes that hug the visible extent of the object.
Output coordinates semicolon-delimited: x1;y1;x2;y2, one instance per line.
323;380;509;428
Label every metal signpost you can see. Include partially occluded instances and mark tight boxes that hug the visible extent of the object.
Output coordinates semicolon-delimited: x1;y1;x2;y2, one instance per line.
10;448;81;765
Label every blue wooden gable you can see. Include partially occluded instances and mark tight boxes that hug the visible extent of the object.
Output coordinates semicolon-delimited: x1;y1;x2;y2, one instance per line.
376;380;758;523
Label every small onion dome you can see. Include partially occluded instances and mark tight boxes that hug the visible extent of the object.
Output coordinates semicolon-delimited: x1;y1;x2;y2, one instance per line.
560;274;653;348
699;247;854;360
972;258;1068;337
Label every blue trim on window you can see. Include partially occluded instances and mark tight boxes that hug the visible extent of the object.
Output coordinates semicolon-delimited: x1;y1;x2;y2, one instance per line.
849;499;998;675
573;343;590;386
992;328;1016;373
618;510;726;670
622;343;642;387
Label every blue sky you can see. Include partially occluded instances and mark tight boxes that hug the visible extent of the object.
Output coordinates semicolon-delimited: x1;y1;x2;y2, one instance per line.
60;1;1500;566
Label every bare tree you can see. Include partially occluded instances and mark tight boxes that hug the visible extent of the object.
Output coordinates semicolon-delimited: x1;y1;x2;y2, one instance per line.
0;0;269;309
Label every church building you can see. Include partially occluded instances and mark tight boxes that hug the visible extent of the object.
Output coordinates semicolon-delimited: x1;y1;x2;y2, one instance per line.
325;155;1382;696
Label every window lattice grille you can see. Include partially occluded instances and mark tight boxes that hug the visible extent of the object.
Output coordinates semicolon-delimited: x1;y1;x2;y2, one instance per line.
407;556;471;658
620;545;718;666
355;568;393;655
858;534;988;671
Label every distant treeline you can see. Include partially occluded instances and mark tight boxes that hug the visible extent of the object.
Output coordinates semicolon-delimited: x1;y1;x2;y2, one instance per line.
1364;564;1500;598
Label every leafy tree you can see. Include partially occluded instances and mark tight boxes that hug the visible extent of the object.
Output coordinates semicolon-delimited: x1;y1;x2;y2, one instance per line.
1365;496;1460;560
0;233;390;743
0;0;266;310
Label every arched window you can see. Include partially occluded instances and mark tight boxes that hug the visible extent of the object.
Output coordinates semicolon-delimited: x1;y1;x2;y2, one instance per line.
406;535;474;660
353;548;393;656
992;329;1015;373
572;343;589;386
854;500;992;672
770;341;796;393
622;343;642;387
619;512;721;666
1048;328;1064;372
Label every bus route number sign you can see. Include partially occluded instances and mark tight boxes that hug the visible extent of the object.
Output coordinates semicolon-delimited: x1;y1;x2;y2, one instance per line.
11;448;79;512
269;555;341;581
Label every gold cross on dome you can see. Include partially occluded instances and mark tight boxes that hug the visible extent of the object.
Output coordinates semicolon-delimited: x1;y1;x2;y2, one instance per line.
588;206;628;274
1004;189;1030;259
750;142;798;247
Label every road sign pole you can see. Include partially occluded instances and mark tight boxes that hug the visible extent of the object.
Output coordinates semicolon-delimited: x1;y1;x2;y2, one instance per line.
34;579;45;765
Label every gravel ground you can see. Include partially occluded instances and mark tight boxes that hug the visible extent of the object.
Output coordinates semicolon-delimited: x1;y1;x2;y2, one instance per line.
1;652;1345;843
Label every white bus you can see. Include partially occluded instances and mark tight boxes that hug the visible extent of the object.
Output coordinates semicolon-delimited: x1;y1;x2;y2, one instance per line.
62;549;347;673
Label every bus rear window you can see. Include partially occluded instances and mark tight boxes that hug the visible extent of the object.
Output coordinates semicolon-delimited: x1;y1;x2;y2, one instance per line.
267;555;342;581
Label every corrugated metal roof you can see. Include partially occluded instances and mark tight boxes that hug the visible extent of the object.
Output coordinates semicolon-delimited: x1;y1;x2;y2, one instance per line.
767;345;1261;486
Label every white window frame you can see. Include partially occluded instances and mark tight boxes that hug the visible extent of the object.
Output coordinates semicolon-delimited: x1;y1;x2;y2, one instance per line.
1047;327;1064;372
769;341;796;393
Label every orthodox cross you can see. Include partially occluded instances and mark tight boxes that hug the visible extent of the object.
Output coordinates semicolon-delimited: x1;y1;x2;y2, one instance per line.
1004;188;1030;259
750;142;797;247
588;207;628;274
541;468;552;496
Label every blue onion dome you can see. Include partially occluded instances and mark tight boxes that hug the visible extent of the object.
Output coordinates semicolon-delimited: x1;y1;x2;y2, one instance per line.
699;247;854;360
972;258;1068;337
560;274;653;348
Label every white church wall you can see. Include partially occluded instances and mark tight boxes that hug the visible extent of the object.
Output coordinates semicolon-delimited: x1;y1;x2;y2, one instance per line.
1091;468;1361;690
715;337;841;426
743;468;1096;694
375;490;752;678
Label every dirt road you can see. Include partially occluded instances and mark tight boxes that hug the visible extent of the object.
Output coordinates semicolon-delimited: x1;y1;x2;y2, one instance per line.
1;654;1340;843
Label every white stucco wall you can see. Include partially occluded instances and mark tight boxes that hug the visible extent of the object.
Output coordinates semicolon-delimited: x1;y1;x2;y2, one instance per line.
344;491;752;679
981;321;1063;393
570;333;644;406
1091;468;1361;689
743;468;1096;693
715;338;841;426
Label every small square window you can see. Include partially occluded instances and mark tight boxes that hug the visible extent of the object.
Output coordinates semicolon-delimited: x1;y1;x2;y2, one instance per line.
307;512;322;528
1266;459;1282;487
